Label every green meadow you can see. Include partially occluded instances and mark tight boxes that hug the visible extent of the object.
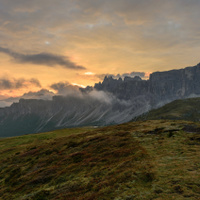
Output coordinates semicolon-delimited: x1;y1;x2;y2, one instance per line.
0;120;199;200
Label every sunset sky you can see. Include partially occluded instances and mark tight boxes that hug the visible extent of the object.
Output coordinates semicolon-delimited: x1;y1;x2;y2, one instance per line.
1;0;200;99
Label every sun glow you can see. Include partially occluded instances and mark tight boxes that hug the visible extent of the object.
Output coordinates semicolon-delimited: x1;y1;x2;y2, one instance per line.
72;83;86;88
84;72;95;75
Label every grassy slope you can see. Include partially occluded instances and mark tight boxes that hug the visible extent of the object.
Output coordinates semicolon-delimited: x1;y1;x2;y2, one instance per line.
0;120;199;200
135;97;200;121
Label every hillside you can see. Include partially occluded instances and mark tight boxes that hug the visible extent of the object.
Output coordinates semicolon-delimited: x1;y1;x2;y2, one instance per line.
135;97;200;121
0;120;199;200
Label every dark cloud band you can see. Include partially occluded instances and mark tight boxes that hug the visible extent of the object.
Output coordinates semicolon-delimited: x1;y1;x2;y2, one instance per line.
0;46;86;70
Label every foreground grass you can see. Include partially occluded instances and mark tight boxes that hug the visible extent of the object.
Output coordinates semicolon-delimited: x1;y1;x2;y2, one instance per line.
0;120;199;199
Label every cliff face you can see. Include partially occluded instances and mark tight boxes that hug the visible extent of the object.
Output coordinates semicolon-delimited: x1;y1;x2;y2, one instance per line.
94;63;200;104
1;63;200;137
149;64;200;101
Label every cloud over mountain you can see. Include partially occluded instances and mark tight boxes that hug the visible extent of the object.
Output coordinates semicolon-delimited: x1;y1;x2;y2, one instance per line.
50;82;80;96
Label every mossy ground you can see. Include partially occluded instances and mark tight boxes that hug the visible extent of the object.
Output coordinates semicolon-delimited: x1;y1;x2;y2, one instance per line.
0;120;199;199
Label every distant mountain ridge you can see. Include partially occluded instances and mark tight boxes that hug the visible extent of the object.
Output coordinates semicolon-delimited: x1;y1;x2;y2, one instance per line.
0;95;150;137
1;63;200;137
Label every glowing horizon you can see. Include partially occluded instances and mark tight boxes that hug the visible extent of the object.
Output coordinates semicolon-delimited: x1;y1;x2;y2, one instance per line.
1;0;200;99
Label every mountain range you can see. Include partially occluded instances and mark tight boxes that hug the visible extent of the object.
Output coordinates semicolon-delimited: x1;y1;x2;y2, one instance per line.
1;63;200;137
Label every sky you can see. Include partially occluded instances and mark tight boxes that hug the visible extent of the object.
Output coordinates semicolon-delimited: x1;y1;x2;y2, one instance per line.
0;0;200;99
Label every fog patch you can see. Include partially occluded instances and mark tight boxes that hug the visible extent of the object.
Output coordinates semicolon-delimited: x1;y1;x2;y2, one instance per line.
88;90;113;104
